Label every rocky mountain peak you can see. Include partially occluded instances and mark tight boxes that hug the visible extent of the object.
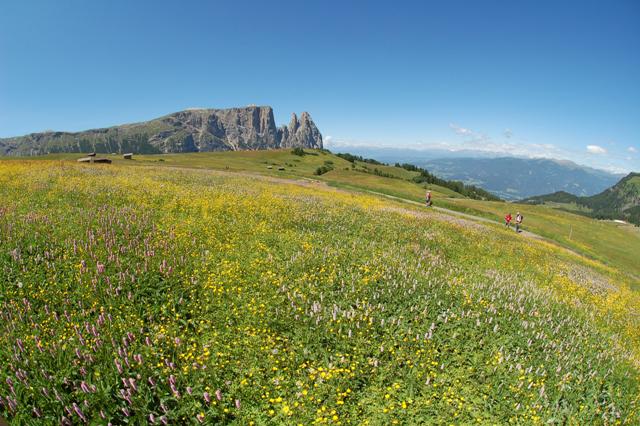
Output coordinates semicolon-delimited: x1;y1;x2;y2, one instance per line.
0;106;323;155
278;111;322;149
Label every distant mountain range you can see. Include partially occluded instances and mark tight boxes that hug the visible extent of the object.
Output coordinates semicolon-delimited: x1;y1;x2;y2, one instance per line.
420;157;622;200
0;106;323;156
522;173;640;225
330;146;623;200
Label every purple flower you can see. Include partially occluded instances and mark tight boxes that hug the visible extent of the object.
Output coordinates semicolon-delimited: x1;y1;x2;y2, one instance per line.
73;402;87;423
170;383;180;399
203;391;211;404
215;389;222;401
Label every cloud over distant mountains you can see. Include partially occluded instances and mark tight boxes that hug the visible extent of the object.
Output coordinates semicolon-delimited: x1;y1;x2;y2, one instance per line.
449;123;474;137
326;123;637;174
587;145;607;155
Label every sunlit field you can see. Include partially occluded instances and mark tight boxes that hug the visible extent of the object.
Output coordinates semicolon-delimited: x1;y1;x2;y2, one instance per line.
14;150;638;281
1;161;639;424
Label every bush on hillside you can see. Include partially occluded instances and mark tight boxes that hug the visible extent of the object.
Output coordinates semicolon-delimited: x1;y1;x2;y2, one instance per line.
314;164;334;175
291;147;306;156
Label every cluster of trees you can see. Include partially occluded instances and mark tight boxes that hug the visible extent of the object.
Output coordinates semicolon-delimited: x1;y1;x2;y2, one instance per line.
522;173;639;226
315;160;335;176
396;163;502;201
326;151;501;201
334;152;383;165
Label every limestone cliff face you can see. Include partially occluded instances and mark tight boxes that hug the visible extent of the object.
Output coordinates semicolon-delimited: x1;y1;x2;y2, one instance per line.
278;112;323;149
0;106;323;155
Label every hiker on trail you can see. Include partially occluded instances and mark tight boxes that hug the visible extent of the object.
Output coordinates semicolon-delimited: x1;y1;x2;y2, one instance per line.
425;190;432;207
505;212;512;228
515;212;524;233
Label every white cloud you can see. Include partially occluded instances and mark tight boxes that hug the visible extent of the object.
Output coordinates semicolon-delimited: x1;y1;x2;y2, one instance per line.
323;135;333;146
449;123;474;136
447;123;566;159
327;123;638;173
586;145;607;154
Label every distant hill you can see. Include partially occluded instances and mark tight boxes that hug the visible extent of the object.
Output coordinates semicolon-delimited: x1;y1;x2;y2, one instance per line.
329;147;622;200
420;157;622;200
522;173;640;225
0;106;323;156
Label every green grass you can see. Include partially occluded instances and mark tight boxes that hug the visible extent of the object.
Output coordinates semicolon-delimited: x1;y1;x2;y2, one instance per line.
434;197;640;281
0;160;638;424
11;150;462;200
3;150;639;281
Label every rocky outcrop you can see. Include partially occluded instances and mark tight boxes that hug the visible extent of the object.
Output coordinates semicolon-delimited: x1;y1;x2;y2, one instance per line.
278;112;323;149
0;106;323;156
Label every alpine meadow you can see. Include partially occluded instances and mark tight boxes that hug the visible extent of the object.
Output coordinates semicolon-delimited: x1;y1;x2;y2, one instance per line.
2;1;640;425
0;156;638;424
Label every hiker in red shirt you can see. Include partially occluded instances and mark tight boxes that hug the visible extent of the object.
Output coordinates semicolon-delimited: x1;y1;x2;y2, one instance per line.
505;213;512;228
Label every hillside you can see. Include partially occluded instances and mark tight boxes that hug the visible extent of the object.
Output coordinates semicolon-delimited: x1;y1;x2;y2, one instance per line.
0;159;639;424
6;150;639;280
331;147;622;200
117;151;640;279
420;157;621;200
0;106;323;156
523;173;640;225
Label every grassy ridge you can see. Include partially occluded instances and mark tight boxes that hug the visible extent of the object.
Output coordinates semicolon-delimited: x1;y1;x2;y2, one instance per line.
2;150;638;280
0;161;638;424
434;198;640;281
522;173;640;225
3;149;639;282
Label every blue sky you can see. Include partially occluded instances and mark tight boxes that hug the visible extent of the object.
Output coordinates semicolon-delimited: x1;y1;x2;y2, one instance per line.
1;0;638;172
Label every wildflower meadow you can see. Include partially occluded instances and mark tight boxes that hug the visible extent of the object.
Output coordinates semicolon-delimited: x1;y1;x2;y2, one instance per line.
0;161;638;424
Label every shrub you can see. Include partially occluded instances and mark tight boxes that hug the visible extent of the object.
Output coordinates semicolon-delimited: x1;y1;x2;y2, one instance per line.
291;147;306;156
314;165;333;175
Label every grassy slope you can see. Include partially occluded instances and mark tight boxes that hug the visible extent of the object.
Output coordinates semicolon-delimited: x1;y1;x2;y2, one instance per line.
141;152;640;281
2;150;638;279
435;198;640;280
0;161;638;424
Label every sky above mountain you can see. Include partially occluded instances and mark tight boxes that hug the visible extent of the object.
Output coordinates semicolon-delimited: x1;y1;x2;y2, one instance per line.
1;0;638;172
